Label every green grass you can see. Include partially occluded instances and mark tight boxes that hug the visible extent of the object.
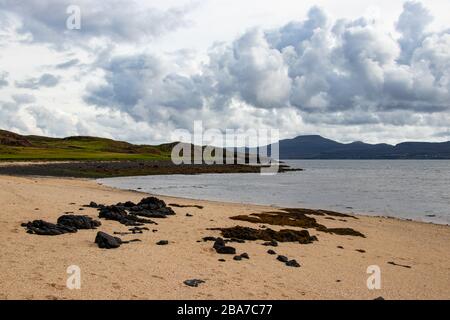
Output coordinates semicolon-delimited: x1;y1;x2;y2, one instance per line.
0;130;173;161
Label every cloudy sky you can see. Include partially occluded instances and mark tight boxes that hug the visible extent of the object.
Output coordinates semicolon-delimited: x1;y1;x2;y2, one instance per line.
0;0;450;145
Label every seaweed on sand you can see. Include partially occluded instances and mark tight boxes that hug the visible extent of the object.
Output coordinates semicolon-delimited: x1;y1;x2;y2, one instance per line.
209;226;318;244
229;208;365;238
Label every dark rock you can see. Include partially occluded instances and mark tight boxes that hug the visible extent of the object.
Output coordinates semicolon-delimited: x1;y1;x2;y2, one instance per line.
267;249;276;255
215;245;236;255
233;255;243;261
183;279;205;287
95;231;122;249
99;205;156;226
356;249;366;253
156;240;169;246
374;296;385;300
337;246;344;249
218;259;226;262
240;253;250;259
57;215;101;230
203;236;217;242
286;259;301;268
213;238;236;254
262;240;278;247
277;255;289;263
85;201;101;208
22;220;77;236
186;213;193;217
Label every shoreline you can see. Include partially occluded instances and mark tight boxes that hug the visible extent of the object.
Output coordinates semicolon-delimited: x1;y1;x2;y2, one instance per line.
1;174;449;300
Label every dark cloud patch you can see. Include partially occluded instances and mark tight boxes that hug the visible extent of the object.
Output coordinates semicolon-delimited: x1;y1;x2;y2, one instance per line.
15;73;60;89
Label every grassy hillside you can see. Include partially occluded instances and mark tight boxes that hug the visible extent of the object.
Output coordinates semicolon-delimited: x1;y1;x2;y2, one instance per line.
0;130;173;161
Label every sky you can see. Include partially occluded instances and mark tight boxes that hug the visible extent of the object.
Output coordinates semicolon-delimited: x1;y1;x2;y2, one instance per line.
0;0;450;145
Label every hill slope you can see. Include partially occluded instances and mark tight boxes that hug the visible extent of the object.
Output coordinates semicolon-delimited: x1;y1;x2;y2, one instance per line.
0;130;171;161
276;135;450;159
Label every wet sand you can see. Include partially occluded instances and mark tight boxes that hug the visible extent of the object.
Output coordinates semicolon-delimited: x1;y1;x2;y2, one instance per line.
0;175;449;300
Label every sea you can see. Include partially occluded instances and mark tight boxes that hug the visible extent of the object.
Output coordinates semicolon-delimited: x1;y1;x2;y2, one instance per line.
98;160;450;225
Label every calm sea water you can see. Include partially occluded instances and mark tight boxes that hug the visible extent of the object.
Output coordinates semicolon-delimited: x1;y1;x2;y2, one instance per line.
98;160;450;225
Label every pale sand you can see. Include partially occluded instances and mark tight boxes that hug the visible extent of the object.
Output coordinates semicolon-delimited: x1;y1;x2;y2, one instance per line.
0;175;449;300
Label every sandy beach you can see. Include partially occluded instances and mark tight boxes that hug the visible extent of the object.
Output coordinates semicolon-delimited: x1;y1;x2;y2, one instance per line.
1;174;449;300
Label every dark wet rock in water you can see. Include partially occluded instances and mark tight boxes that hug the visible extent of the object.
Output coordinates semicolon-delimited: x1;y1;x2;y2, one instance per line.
240;253;250;259
57;215;101;230
277;255;289;263
262;240;278;247
156;240;169;246
95;231;122;249
184;279;205;287
212;226;317;244
22;220;77;236
286;259;301;268
233;255;243;261
267;249;277;255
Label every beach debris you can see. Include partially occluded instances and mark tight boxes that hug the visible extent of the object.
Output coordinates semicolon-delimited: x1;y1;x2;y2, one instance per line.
22;220;77;236
262;240;278;247
277;255;289;263
267;249;277;255
170;203;204;209
95;231;122;249
57;215;101;230
286;259;301;268
229;209;365;238
183;279;205;287
211;226;318;244
213;238;236;254
387;261;412;269
156;240;169;246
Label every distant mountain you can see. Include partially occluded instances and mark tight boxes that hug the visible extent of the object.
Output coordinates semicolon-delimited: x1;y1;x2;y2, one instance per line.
274;135;450;159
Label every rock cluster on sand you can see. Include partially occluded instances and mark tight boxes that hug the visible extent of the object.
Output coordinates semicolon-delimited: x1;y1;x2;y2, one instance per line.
22;215;101;235
97;197;175;226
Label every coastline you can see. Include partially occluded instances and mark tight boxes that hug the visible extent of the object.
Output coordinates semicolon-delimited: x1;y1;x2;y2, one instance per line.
1;174;449;300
